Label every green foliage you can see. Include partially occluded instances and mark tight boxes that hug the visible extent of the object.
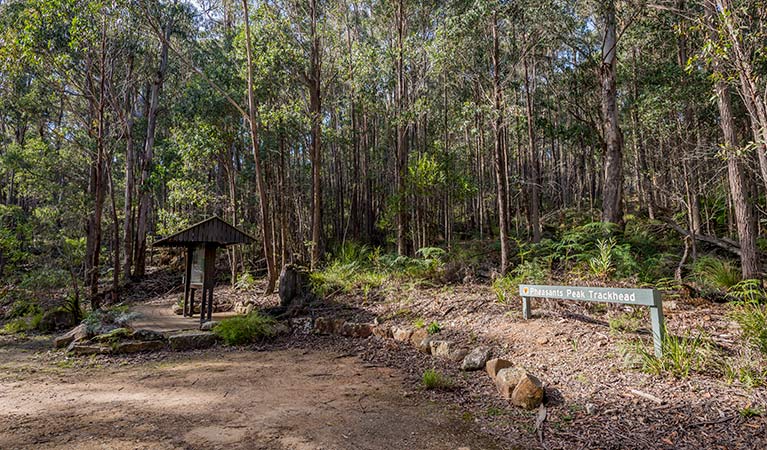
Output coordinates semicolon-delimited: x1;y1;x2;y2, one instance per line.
739;406;765;418
729;296;767;355
608;309;644;333
6;300;41;320
421;368;452;390
692;256;741;290
1;311;43;334
723;359;767;388
234;272;257;291
492;259;550;303
83;307;138;335
588;238;617;278
213;312;277;346
427;320;441;335
638;329;712;378
413;317;425;329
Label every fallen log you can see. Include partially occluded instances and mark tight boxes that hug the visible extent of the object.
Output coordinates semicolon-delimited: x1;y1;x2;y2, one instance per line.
661;218;742;257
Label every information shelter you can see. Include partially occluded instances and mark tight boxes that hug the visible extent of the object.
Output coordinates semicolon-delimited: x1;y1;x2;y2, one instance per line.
153;216;255;325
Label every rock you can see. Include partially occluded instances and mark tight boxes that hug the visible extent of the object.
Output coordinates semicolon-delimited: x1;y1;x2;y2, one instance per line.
337;322;374;338
69;344;110;355
462;346;492;371
131;329;165;341
410;328;431;354
486;358;513;379
172;303;183;315
392;327;413;342
53;324;88;349
200;321;219;331
511;373;544;410
289;317;314;334
585;403;597;415
168;331;218;351
429;340;454;358
494;367;527;399
536;337;549;345
93;328;133;343
39;309;75;332
113;340;165;354
314;317;335;334
448;348;469;362
273;322;291;335
372;324;393;339
279;264;314;314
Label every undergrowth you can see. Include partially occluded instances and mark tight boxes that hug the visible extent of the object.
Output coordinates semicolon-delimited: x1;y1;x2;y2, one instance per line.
310;242;446;298
421;368;453;390
637;328;713;378
213;312;276;346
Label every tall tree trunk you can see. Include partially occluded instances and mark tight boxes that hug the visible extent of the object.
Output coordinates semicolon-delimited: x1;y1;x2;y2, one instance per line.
309;0;323;269
707;1;760;279
135;22;172;278
122;56;136;281
242;0;278;292
600;0;624;225
395;0;409;256
491;11;510;274
524;55;541;242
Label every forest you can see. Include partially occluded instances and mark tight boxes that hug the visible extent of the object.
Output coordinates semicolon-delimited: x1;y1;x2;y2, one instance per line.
2;0;767;447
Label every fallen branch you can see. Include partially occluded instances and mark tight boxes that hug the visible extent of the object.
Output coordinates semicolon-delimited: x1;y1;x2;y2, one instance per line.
661;218;742;257
629;388;664;405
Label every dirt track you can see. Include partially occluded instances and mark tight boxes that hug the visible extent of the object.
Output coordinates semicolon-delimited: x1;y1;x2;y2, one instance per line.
0;341;502;450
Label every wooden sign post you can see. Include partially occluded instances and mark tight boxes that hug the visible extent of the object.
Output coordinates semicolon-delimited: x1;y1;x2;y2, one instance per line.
519;284;665;357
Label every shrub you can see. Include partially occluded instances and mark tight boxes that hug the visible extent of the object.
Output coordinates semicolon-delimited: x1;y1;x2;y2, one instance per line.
637;329;712;378
421;368;452;390
492;259;550;303
234;272;257;291
730;302;767;354
213;312;277;346
83;306;139;335
6;300;40;320
427;320;441;335
1;312;43;334
692;256;741;290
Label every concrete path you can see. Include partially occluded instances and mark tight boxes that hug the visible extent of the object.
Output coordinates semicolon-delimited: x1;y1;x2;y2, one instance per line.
128;303;238;332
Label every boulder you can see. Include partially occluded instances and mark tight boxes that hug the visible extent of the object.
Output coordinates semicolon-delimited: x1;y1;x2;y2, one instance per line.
372;324;393;339
448;348;469;362
429;340;454;358
410;329;432;354
93;327;133;343
200;321;219;332
314;317;335;334
279;264;314;314
39;309;75;332
289;317;314;334
337;322;374;338
53;324;88;349
131;329;165;341
461;347;492;371
69;344;110;356
168;331;218;351
273;322;291;335
511;373;544;410
113;340;166;354
486;358;513;379
392;327;413;342
495;367;527;399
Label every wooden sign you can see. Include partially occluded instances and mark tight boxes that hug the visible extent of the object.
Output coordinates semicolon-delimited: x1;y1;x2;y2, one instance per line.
519;284;665;357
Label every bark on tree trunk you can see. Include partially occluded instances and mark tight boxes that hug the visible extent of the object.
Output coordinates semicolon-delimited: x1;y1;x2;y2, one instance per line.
491;11;510;274
707;1;760;279
600;0;624;226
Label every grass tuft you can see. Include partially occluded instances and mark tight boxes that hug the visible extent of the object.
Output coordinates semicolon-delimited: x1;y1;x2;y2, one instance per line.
637;329;712;378
421;368;453;390
213;312;276;346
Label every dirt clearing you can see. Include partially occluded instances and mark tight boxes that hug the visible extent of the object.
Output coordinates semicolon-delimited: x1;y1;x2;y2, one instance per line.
0;341;501;450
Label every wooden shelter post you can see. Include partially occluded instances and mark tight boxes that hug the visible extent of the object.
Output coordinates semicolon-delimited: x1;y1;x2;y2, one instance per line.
183;246;193;317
